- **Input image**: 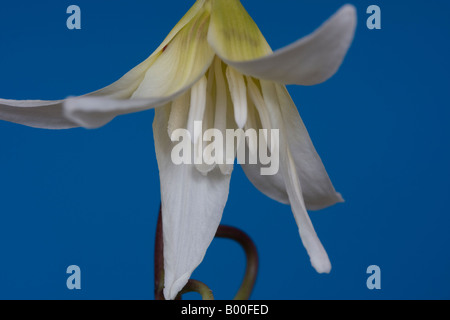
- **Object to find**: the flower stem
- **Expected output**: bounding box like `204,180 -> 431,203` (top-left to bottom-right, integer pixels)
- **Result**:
178,279 -> 215,300
154,205 -> 165,300
215,225 -> 259,300
154,205 -> 259,300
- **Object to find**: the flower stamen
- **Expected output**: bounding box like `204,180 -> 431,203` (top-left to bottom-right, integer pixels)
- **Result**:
187,75 -> 208,144
226,66 -> 248,129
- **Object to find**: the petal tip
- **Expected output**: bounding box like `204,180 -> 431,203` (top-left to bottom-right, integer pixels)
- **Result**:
341,4 -> 357,15
220,3 -> 358,86
163,273 -> 191,300
312,257 -> 332,274
339,4 -> 358,31
235,115 -> 247,129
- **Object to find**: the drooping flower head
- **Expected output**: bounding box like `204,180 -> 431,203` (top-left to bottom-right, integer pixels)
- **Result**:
0,0 -> 356,299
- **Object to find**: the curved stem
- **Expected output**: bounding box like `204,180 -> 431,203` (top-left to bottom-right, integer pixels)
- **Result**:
178,279 -> 215,300
154,204 -> 258,300
215,225 -> 259,300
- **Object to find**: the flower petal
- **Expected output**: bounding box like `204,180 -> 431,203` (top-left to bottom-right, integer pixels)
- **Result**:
0,0 -> 209,130
242,77 -> 342,210
64,6 -> 215,129
207,0 -> 272,62
153,107 -> 231,300
210,4 -> 357,85
213,58 -> 234,175
187,76 -> 208,143
241,78 -> 288,204
241,161 -> 289,204
260,80 -> 332,273
132,8 -> 214,100
226,66 -> 248,129
0,99 -> 77,129
0,35 -> 159,129
0,45 -> 159,129
168,92 -> 190,137
93,0 -> 208,97
284,147 -> 332,273
64,96 -> 173,129
275,84 -> 343,210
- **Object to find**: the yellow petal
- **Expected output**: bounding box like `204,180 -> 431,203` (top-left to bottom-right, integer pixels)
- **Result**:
64,2 -> 215,128
207,0 -> 272,62
92,0 -> 210,99
132,6 -> 214,99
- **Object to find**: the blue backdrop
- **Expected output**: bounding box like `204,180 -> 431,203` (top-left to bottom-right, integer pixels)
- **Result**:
0,0 -> 449,300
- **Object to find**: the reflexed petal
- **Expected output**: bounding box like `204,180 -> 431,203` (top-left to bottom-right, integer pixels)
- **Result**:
151,0 -> 209,59
241,159 -> 289,205
211,5 -> 357,85
0,32 -> 158,129
153,107 -> 231,300
64,7 -> 215,129
132,9 -> 214,99
243,78 -> 342,209
241,148 -> 289,204
0,47 -> 159,129
90,0 -> 207,99
64,96 -> 176,129
275,84 -> 343,210
260,80 -> 331,273
284,147 -> 332,273
0,99 -> 77,129
1,0 -> 211,130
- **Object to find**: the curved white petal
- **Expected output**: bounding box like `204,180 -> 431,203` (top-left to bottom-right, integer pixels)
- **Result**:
131,9 -> 214,100
0,0 -> 207,129
241,151 -> 289,205
0,46 -> 160,129
260,80 -> 331,273
241,79 -> 288,203
88,0 -> 207,99
64,6 -> 214,129
64,96 -> 173,129
226,66 -> 248,129
168,92 -> 190,137
242,77 -> 342,209
213,58 -> 234,175
153,107 -> 231,300
275,85 -> 343,210
211,5 -> 357,85
187,76 -> 208,143
284,147 -> 332,273
0,41 -> 158,129
0,99 -> 77,129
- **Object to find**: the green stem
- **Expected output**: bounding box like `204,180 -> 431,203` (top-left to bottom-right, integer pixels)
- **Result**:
178,279 -> 215,300
216,225 -> 259,300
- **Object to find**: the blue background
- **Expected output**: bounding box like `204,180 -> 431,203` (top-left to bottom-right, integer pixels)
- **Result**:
0,0 -> 449,300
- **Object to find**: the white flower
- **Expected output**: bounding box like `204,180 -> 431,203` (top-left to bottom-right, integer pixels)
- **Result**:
0,0 -> 356,299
